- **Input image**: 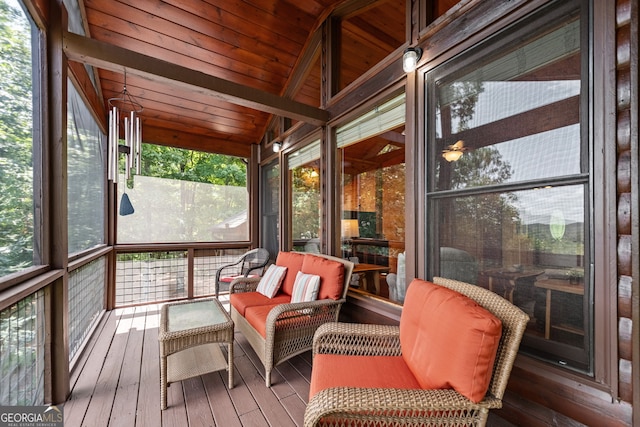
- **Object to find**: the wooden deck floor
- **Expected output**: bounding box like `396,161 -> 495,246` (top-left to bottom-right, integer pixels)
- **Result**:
64,297 -> 313,427
63,297 -> 515,427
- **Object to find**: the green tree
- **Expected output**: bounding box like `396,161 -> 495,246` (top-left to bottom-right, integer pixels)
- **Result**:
0,0 -> 34,276
292,166 -> 320,240
140,144 -> 246,186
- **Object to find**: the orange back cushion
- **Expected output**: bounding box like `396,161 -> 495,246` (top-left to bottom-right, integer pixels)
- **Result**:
400,279 -> 502,403
275,251 -> 306,295
301,255 -> 345,300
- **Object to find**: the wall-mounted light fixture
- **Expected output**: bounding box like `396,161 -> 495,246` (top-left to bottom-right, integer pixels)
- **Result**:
272,141 -> 282,152
442,140 -> 467,162
403,47 -> 423,72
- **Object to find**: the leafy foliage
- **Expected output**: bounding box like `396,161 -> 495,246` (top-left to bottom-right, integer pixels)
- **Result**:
292,166 -> 320,240
140,144 -> 247,186
0,1 -> 34,276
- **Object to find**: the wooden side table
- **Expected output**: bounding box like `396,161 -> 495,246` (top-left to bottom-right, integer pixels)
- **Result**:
159,298 -> 234,409
480,268 -> 543,302
534,278 -> 585,339
353,263 -> 390,294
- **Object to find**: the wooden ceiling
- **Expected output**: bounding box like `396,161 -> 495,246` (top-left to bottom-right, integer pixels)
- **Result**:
71,0 -> 407,158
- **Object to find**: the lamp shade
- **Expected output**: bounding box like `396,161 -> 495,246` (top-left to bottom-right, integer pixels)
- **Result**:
341,219 -> 360,238
442,140 -> 466,162
442,149 -> 464,162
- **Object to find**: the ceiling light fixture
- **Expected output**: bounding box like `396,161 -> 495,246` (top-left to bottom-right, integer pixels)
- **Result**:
403,47 -> 423,73
442,140 -> 467,162
108,69 -> 143,183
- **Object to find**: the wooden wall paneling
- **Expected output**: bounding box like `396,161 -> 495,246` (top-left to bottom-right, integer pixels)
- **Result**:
617,150 -> 632,193
504,364 -> 632,426
617,109 -> 631,151
618,317 -> 633,361
618,275 -> 633,318
617,192 -> 632,233
614,0 -> 635,409
620,0 -> 639,421
617,236 -> 633,278
618,358 -> 633,406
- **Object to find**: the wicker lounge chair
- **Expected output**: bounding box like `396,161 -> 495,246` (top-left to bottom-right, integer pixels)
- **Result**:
214,248 -> 270,297
304,276 -> 529,427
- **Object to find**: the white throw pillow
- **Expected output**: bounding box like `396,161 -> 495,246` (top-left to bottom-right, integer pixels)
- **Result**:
291,271 -> 321,303
256,265 -> 287,298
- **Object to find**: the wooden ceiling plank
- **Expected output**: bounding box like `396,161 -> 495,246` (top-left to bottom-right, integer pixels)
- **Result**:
122,0 -> 302,65
143,117 -> 255,145
200,0 -> 310,43
100,75 -> 265,126
143,125 -> 251,157
63,31 -> 329,126
100,71 -> 261,120
85,1 -> 295,80
86,14 -> 287,92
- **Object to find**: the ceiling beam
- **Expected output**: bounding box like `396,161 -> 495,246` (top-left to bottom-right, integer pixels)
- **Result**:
62,31 -> 330,127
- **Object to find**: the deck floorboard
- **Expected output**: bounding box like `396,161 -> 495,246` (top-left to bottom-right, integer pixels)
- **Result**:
64,301 -> 312,427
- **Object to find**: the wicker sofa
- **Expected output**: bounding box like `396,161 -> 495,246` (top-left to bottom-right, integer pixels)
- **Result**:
229,251 -> 354,387
304,277 -> 529,427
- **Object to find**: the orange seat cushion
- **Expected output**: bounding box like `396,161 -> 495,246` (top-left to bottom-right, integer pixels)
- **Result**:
244,303 -> 320,338
301,255 -> 345,300
229,291 -> 290,316
309,354 -> 421,400
244,304 -> 282,337
275,251 -> 306,296
400,279 -> 502,403
220,274 -> 258,283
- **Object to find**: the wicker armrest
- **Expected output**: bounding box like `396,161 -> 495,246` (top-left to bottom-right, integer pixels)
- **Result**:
312,322 -> 401,357
229,276 -> 261,293
304,386 -> 502,427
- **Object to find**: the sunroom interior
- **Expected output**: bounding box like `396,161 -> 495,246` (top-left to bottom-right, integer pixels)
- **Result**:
1,0 -> 637,426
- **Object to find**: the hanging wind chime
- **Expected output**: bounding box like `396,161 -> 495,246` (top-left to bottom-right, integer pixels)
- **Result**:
107,70 -> 143,215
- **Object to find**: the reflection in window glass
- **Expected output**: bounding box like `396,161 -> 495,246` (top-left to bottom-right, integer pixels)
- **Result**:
337,93 -> 406,302
261,159 -> 280,259
288,140 -> 320,252
0,0 -> 37,277
118,145 -> 248,243
68,81 -> 105,254
434,20 -> 582,189
427,9 -> 591,373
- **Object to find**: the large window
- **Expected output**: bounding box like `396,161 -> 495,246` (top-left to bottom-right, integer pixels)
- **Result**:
337,93 -> 406,301
0,0 -> 39,277
117,145 -> 248,243
426,1 -> 591,373
287,139 -> 321,252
